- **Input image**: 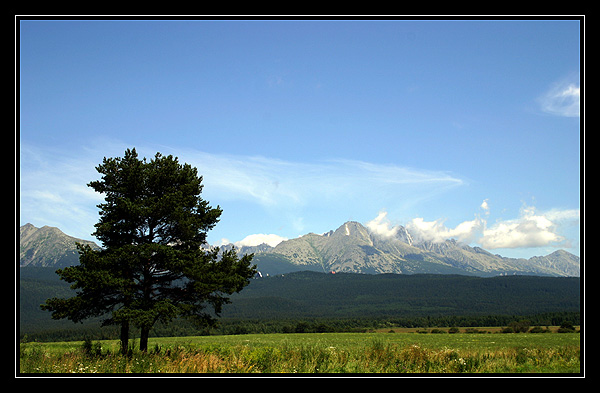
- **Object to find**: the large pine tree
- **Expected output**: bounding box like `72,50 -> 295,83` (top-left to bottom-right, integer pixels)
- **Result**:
42,148 -> 256,353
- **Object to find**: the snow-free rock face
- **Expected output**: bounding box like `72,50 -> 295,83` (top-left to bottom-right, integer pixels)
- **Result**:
19,224 -> 98,267
248,221 -> 580,277
522,250 -> 581,277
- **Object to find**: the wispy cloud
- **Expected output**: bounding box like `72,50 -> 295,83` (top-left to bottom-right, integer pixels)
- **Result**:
19,144 -> 105,240
19,141 -> 465,242
20,141 -> 579,254
538,74 -> 580,117
172,148 -> 465,213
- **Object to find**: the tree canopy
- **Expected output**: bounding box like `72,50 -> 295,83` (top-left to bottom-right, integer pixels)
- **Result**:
42,148 -> 256,352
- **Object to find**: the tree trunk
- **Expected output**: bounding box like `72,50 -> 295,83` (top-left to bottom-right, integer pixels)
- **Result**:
120,320 -> 130,355
140,327 -> 150,352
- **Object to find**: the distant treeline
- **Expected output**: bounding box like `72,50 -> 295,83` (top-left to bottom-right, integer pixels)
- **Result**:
213,311 -> 581,336
20,311 -> 580,343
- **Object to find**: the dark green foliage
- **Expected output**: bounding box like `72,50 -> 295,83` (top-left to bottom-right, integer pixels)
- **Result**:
41,148 -> 256,352
508,320 -> 531,333
81,337 -> 103,357
528,326 -> 551,333
25,266 -> 580,341
223,271 -> 580,319
558,321 -> 576,333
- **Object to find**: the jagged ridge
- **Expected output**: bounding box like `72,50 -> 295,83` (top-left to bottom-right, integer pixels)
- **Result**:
18,222 -> 580,277
239,221 -> 580,277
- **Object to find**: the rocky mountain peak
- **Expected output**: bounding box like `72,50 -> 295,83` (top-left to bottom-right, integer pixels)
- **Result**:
332,221 -> 371,241
19,224 -> 98,268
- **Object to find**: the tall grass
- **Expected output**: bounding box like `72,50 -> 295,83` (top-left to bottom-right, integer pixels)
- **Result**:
19,335 -> 580,374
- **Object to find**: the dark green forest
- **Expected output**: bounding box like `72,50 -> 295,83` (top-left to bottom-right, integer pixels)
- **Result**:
19,268 -> 580,342
223,271 -> 580,319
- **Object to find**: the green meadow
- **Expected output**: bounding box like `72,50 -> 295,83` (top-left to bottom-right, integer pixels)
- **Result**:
19,331 -> 581,374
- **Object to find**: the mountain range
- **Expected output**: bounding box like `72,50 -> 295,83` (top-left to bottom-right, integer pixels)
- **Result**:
220,221 -> 580,277
19,222 -> 580,277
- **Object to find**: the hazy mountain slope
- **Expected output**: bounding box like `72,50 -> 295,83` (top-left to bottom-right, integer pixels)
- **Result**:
521,250 -> 581,277
19,223 -> 99,268
270,232 -> 329,269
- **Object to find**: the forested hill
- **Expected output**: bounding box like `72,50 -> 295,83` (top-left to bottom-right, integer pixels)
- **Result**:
221,271 -> 580,320
20,268 -> 579,337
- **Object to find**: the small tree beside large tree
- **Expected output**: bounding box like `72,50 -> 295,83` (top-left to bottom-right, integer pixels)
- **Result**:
42,148 -> 256,353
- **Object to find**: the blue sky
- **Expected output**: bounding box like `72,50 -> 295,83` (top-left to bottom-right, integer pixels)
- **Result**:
19,19 -> 581,258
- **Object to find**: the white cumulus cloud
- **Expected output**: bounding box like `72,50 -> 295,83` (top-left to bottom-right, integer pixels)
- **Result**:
365,211 -> 400,238
368,200 -> 579,252
406,216 -> 484,244
480,205 -> 578,249
480,199 -> 490,214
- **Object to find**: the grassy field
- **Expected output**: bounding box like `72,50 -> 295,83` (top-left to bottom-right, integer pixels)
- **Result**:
19,331 -> 581,374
